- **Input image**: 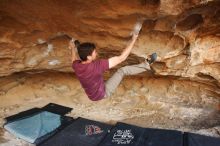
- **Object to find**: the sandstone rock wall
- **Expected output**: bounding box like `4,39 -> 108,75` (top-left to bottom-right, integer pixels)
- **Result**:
0,0 -> 219,84
0,1 -> 220,144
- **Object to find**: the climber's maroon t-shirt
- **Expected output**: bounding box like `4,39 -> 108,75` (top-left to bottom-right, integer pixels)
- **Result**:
72,59 -> 109,101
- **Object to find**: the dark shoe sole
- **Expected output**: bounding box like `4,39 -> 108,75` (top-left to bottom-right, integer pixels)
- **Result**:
148,53 -> 157,64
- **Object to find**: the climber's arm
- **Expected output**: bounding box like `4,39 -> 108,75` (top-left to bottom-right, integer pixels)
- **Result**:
108,34 -> 138,69
69,41 -> 79,62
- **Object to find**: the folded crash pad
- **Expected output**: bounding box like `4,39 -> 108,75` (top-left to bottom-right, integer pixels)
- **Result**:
4,108 -> 41,123
4,111 -> 62,144
4,103 -> 73,145
42,103 -> 73,115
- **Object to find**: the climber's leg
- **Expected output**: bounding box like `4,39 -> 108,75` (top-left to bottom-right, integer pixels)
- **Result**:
104,53 -> 157,98
104,61 -> 149,97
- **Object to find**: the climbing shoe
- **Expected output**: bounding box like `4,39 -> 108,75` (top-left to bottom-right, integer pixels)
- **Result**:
147,53 -> 157,64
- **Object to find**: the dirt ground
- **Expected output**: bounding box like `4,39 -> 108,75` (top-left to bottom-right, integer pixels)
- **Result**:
0,72 -> 220,145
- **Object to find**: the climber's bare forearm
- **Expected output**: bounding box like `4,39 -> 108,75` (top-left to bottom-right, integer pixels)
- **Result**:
108,34 -> 138,69
69,41 -> 79,62
71,47 -> 79,62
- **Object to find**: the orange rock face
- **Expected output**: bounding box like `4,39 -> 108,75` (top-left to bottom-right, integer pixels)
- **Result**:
0,0 -> 219,81
0,0 -> 220,144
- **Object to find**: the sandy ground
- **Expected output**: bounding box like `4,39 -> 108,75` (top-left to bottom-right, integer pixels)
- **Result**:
0,72 -> 220,145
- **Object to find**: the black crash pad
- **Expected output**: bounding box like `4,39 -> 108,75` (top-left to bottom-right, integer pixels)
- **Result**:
184,133 -> 220,146
4,108 -> 42,123
42,103 -> 73,115
142,128 -> 183,146
98,122 -> 145,146
39,117 -> 112,146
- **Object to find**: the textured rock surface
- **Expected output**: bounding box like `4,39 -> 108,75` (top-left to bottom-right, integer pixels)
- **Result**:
0,0 -> 220,145
0,72 -> 220,145
0,0 -> 219,80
